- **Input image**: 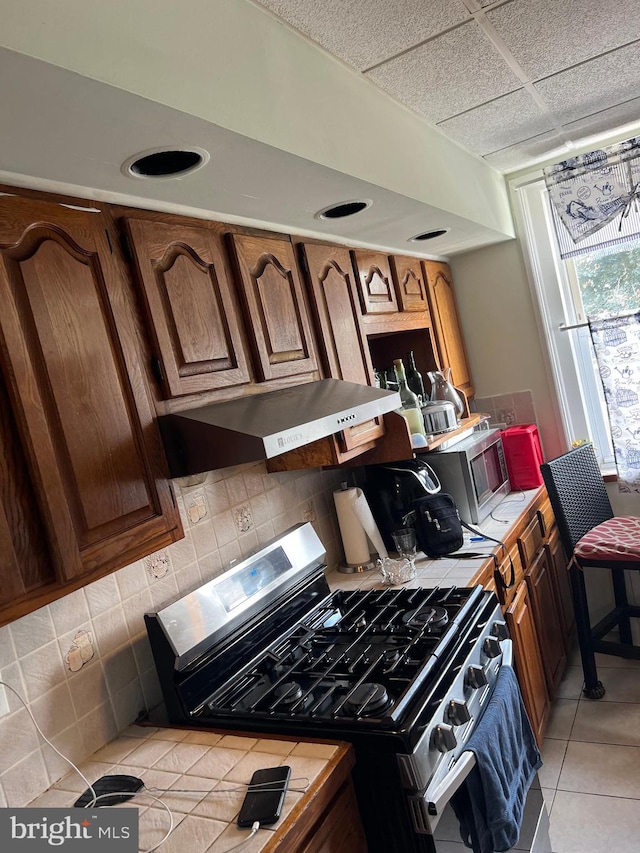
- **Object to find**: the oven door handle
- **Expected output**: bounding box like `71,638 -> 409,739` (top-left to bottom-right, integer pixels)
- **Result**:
423,640 -> 513,826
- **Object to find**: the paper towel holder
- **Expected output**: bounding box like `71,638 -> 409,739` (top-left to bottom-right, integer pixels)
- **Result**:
335,481 -> 378,573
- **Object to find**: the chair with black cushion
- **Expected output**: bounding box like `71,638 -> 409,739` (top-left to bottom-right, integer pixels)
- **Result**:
540,442 -> 640,699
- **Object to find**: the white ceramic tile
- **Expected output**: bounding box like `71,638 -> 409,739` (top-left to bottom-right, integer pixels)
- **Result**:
538,738 -> 568,789
28,787 -> 77,807
175,561 -> 203,593
148,573 -> 179,611
49,589 -> 91,636
238,530 -> 259,558
191,519 -> 220,559
197,550 -> 223,582
67,660 -> 108,718
279,755 -> 326,786
183,732 -> 223,747
84,574 -> 121,616
223,751 -> 285,785
30,680 -> 76,739
139,668 -> 163,712
255,521 -> 276,547
597,668 -> 640,703
159,773 -> 217,814
289,742 -> 338,759
152,743 -> 212,775
487,0 -> 640,80
205,480 -> 231,514
0,706 -> 41,773
19,640 -> 66,701
556,666 -> 584,700
558,740 -> 640,798
211,511 -> 236,548
92,604 -> 130,657
1,749 -> 50,807
242,465 -> 265,498
541,787 -> 556,811
124,738 -> 175,770
205,821 -> 272,853
184,489 -> 210,526
218,735 -> 258,752
58,623 -> 97,672
110,678 -> 146,731
149,728 -> 190,742
549,789 -> 640,853
159,812 -> 225,853
187,747 -> 245,781
253,739 -> 295,756
191,779 -> 244,823
116,561 -> 149,600
103,645 -> 139,695
545,699 -> 578,740
167,532 -> 198,571
217,541 -> 242,570
76,701 -> 119,757
571,699 -> 640,747
139,806 -> 187,852
54,760 -> 114,793
121,588 -> 154,639
9,608 -> 56,658
89,736 -> 140,765
0,660 -> 27,714
41,723 -> 90,786
0,624 -> 16,668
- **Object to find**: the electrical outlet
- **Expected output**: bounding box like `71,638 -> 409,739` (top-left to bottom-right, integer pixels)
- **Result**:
0,679 -> 9,718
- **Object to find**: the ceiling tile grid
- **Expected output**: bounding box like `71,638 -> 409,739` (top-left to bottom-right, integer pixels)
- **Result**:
255,0 -> 640,171
364,21 -> 522,124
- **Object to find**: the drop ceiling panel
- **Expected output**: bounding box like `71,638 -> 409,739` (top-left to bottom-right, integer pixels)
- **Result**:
564,98 -> 640,140
483,130 -> 568,172
534,44 -> 640,126
437,89 -> 555,155
365,21 -> 521,124
486,0 -> 640,80
256,0 -> 470,71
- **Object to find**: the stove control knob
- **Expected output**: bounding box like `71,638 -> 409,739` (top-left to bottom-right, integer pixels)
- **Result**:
491,620 -> 509,641
433,723 -> 458,753
483,636 -> 502,659
466,664 -> 489,690
446,699 -> 471,727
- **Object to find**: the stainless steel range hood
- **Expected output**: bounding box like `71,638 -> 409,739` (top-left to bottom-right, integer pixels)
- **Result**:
159,379 -> 401,476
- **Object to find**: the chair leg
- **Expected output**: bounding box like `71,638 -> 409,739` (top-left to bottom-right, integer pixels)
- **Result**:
612,567 -> 633,646
569,562 -> 605,699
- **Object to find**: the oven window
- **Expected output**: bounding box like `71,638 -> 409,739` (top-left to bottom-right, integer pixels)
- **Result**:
470,452 -> 490,503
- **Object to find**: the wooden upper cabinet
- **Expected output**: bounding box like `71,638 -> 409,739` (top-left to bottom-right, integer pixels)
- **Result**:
351,250 -> 398,315
299,242 -> 383,453
123,217 -> 250,398
0,196 -> 181,612
228,233 -> 318,382
389,255 -> 430,313
422,260 -> 474,397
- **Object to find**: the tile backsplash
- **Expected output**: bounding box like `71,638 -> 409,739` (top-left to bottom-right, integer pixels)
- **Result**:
471,389 -> 538,429
0,462 -> 344,807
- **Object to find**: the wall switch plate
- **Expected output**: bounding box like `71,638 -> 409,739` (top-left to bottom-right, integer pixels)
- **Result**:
0,681 -> 9,718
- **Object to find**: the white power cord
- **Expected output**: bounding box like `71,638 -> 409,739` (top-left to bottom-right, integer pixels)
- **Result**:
0,678 -> 306,852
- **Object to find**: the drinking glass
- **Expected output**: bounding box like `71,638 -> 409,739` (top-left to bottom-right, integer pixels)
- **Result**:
391,528 -> 417,563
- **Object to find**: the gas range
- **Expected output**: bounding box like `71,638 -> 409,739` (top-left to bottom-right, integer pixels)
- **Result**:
145,523 -> 516,852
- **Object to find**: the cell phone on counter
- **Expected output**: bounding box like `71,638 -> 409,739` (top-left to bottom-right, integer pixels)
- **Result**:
237,765 -> 291,827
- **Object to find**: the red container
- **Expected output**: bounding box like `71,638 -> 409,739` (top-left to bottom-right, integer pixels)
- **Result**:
501,425 -> 544,490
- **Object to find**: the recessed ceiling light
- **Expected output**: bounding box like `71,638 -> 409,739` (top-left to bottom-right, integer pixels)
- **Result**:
122,147 -> 209,179
315,199 -> 372,220
409,228 -> 450,242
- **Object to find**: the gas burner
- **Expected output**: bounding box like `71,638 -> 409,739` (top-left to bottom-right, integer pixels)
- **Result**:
344,682 -> 390,716
402,604 -> 449,630
382,648 -> 402,665
273,681 -> 304,705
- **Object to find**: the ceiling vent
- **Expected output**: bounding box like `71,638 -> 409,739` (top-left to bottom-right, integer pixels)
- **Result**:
315,199 -> 372,220
123,147 -> 209,179
409,228 -> 450,242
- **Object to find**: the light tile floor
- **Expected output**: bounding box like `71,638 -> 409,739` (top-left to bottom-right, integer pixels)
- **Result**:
542,647 -> 640,853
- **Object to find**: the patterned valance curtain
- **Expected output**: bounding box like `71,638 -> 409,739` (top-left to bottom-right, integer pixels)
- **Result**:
589,311 -> 640,493
544,137 -> 640,259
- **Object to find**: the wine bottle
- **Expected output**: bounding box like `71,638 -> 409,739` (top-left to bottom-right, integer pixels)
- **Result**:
406,351 -> 426,404
393,359 -> 426,438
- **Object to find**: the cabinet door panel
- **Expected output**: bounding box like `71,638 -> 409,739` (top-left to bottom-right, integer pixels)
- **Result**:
423,260 -> 474,396
0,197 -> 180,583
506,581 -> 549,746
390,255 -> 430,312
352,250 -> 398,315
301,243 -> 383,453
124,218 -> 250,397
229,234 -> 318,381
526,549 -> 567,695
546,526 -> 574,641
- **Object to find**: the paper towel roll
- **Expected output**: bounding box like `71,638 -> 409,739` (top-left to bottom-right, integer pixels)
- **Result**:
333,487 -> 388,565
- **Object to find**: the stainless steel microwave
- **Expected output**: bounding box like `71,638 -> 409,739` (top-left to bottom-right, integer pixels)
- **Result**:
419,428 -> 510,523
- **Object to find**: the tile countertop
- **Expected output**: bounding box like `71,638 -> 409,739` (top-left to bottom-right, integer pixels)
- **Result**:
27,725 -> 351,853
326,489 -> 542,592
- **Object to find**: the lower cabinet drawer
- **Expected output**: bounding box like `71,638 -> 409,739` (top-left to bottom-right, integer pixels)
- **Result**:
518,514 -> 544,570
495,543 -> 524,608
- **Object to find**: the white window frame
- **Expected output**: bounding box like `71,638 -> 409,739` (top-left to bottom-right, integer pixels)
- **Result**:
509,173 -> 615,468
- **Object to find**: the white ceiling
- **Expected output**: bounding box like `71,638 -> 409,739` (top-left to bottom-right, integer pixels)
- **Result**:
255,0 -> 640,172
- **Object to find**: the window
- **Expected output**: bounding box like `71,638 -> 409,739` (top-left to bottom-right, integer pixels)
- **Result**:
512,178 -> 640,469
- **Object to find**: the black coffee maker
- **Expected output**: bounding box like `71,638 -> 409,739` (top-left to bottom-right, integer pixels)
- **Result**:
362,459 -> 441,551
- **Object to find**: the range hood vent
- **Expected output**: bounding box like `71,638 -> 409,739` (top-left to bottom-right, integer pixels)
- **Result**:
160,379 -> 401,476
